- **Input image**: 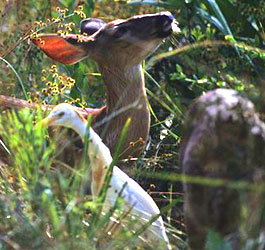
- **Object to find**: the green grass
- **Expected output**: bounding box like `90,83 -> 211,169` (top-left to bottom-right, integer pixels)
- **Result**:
0,108 -> 185,249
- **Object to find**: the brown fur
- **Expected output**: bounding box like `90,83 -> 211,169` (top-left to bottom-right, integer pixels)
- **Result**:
91,166 -> 104,197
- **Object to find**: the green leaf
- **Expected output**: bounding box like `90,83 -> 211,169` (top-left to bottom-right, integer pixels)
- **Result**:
196,7 -> 226,34
205,0 -> 233,36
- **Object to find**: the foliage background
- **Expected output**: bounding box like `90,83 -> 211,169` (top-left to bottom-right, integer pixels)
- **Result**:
1,0 -> 265,249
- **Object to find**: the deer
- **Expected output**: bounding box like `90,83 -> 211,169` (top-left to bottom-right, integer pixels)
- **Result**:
180,88 -> 265,249
0,12 -> 179,167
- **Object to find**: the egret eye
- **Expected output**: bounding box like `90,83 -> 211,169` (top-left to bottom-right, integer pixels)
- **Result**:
113,26 -> 129,39
58,111 -> 65,117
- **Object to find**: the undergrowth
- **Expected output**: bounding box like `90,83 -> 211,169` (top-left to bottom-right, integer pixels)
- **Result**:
0,108 -> 184,249
1,0 -> 265,249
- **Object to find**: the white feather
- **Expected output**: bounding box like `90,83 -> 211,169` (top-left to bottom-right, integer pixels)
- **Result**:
42,103 -> 171,248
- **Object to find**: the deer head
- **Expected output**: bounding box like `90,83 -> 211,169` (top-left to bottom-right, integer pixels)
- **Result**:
32,12 -> 178,67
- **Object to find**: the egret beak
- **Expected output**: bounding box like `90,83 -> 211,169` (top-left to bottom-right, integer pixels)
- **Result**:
41,116 -> 56,127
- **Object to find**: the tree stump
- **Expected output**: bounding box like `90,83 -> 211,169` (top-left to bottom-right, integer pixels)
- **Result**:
181,89 -> 265,249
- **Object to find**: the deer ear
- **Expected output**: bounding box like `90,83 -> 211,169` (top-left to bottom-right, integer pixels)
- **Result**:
32,34 -> 88,65
81,18 -> 105,35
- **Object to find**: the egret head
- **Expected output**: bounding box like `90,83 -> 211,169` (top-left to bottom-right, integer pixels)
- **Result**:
41,103 -> 86,129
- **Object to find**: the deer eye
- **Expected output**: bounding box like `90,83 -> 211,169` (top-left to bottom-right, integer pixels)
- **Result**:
113,26 -> 129,39
58,111 -> 65,117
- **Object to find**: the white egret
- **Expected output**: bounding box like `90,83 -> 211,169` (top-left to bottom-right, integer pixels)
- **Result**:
41,103 -> 171,249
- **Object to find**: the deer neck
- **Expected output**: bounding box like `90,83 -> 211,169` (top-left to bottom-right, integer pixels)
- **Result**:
97,62 -> 150,157
98,63 -> 148,114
